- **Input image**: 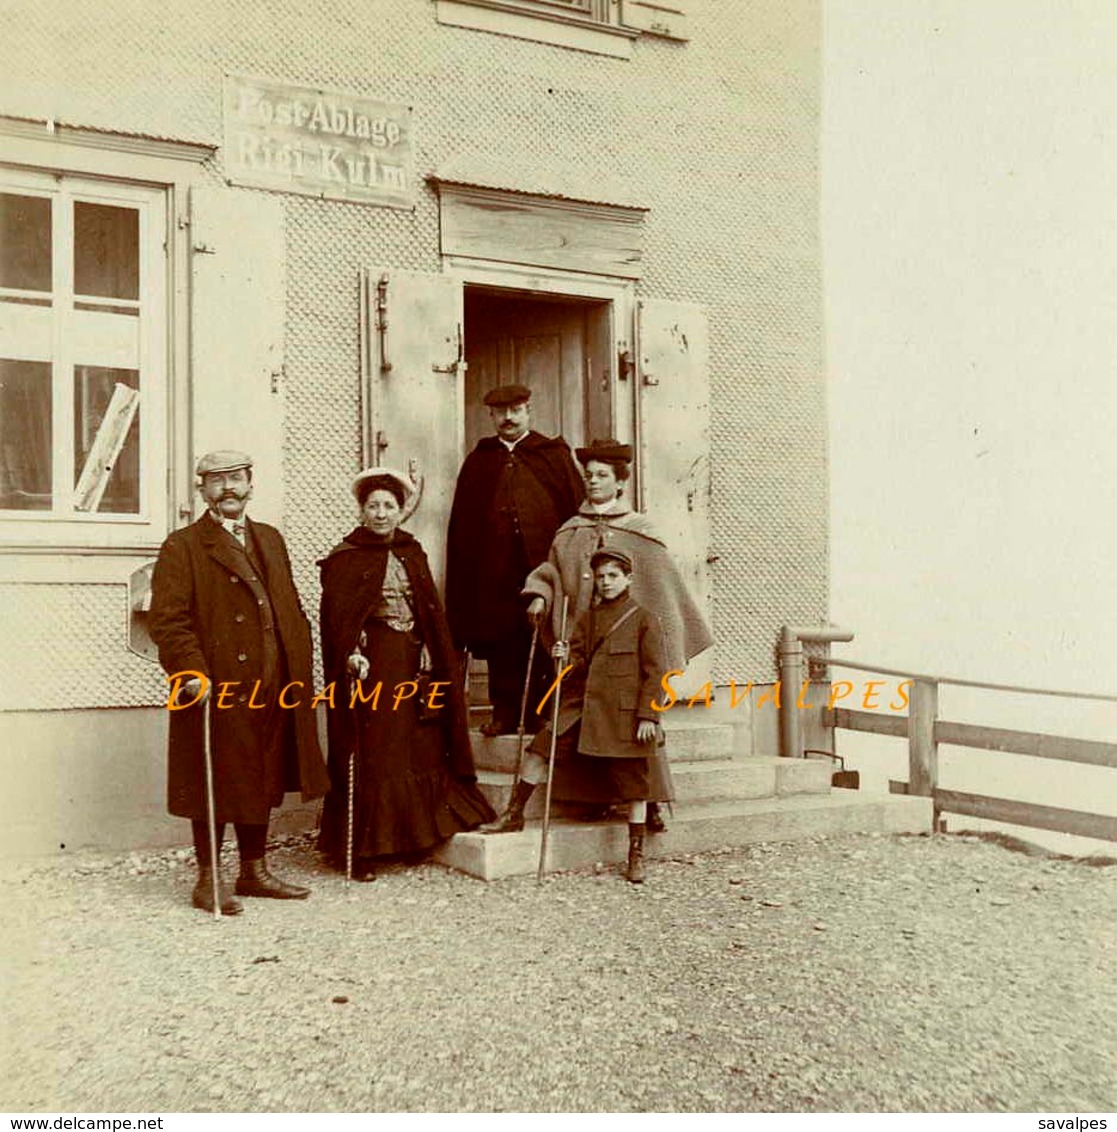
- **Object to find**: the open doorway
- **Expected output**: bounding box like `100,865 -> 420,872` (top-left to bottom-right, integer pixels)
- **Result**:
461,285 -> 615,722
463,286 -> 613,453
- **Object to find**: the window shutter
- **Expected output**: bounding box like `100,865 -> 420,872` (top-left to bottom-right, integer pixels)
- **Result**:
637,296 -> 712,684
189,185 -> 286,525
619,0 -> 687,41
363,270 -> 464,588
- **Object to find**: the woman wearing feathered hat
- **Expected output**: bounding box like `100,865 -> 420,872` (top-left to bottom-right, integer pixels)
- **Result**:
317,467 -> 494,880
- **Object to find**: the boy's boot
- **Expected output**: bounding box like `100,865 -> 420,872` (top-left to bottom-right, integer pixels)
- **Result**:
646,802 -> 667,834
626,822 -> 647,884
479,779 -> 537,833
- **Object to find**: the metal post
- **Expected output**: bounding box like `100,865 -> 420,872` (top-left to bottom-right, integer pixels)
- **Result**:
778,625 -> 855,758
777,627 -> 803,759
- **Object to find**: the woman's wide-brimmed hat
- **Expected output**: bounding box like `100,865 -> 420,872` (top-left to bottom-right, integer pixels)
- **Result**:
575,438 -> 633,466
351,466 -> 415,506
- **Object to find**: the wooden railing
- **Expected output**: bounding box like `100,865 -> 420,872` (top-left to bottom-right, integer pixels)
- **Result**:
823,659 -> 1117,843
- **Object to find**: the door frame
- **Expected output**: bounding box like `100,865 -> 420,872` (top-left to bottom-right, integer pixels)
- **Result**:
442,254 -> 638,459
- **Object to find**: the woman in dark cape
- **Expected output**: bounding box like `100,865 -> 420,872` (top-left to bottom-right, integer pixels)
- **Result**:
318,468 -> 494,879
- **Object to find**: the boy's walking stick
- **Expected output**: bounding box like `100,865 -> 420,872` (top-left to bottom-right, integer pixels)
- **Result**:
537,596 -> 568,886
201,696 -> 221,920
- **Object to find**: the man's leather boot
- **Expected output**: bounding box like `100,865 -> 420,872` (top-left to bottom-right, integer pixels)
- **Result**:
626,822 -> 647,884
479,779 -> 537,833
192,866 -> 243,915
235,858 -> 310,899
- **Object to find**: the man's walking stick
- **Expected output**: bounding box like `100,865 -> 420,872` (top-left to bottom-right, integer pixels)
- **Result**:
514,621 -> 540,783
537,596 -> 568,886
201,695 -> 221,920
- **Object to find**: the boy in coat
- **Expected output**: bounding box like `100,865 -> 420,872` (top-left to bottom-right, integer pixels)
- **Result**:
480,547 -> 668,883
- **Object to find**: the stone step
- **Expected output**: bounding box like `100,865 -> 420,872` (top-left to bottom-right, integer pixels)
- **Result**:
432,793 -> 934,881
470,719 -> 735,773
475,757 -> 832,817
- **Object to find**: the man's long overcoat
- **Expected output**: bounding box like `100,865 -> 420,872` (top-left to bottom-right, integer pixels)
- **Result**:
149,514 -> 329,822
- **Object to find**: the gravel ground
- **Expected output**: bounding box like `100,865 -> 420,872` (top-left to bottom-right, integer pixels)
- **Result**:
1,830 -> 1114,1113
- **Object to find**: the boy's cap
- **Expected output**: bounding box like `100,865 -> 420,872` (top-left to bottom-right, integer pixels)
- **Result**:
590,547 -> 633,573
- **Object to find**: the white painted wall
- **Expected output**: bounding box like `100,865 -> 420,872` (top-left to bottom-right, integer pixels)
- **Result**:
823,1 -> 1117,850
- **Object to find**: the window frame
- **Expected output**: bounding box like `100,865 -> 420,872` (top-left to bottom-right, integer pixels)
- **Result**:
1,165 -> 166,537
435,0 -> 639,58
0,117 -> 212,579
434,0 -> 686,55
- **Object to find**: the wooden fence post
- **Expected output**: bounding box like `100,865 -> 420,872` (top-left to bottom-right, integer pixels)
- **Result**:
909,678 -> 939,797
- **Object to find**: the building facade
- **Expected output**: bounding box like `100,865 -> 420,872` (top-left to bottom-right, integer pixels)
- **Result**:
0,0 -> 826,852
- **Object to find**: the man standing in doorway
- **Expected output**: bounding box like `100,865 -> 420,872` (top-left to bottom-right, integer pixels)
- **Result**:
446,386 -> 584,735
149,450 -> 330,914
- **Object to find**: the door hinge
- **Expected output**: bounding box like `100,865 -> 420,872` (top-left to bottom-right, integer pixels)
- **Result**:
376,273 -> 392,374
432,322 -> 466,375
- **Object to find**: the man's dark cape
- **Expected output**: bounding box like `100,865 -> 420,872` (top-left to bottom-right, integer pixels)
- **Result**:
445,431 -> 584,649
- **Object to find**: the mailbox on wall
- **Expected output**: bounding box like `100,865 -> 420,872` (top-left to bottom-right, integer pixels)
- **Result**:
127,560 -> 158,664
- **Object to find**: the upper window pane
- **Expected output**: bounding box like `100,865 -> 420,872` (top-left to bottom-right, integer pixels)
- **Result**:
0,193 -> 52,293
73,202 -> 139,301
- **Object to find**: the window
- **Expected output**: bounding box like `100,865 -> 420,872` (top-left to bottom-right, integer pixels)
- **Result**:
435,0 -> 686,58
0,165 -> 168,546
512,0 -> 612,21
439,0 -> 688,58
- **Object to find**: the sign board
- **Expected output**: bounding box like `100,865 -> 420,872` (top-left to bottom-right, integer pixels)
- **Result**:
223,74 -> 414,209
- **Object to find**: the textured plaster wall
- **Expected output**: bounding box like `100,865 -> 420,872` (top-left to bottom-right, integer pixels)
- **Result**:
1,0 -> 824,710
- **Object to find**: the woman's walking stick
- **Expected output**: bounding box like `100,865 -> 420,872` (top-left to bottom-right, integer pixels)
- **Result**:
514,621 -> 540,783
537,597 -> 569,885
201,696 -> 221,920
346,675 -> 357,886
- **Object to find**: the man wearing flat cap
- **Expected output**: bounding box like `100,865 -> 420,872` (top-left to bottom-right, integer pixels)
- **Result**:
446,385 -> 585,734
149,450 -> 330,915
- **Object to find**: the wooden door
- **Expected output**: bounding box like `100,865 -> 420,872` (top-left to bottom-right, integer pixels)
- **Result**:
463,292 -> 595,452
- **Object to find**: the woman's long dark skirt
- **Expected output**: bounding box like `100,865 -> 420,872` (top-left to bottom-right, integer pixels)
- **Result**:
319,620 -> 491,862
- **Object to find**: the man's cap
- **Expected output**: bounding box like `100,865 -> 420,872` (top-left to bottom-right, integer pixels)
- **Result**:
590,547 -> 634,573
351,466 -> 414,505
195,450 -> 253,479
575,439 -> 633,466
483,384 -> 532,408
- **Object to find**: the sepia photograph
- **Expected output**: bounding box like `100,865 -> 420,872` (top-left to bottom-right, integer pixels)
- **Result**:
0,0 -> 1114,1117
